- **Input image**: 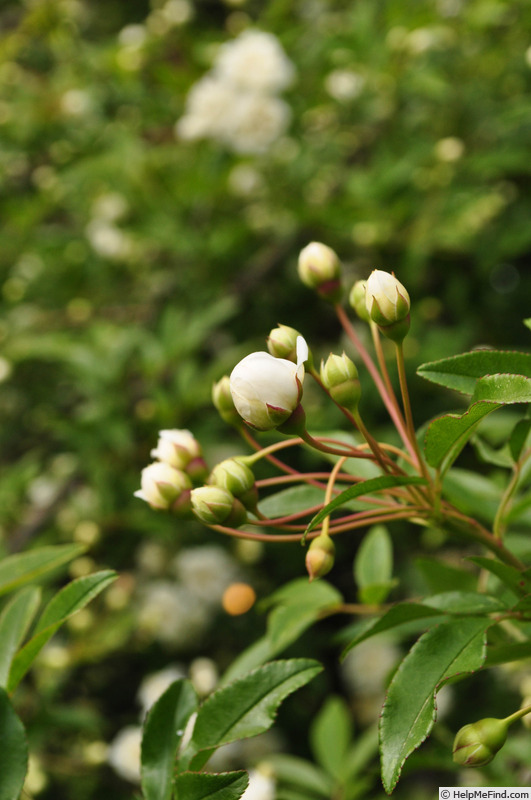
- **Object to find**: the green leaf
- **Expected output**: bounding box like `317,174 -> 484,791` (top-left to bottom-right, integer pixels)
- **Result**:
342,603 -> 445,659
305,476 -> 426,533
524,319 -> 531,332
8,570 -> 116,692
379,617 -> 490,793
484,641 -> 531,667
472,373 -> 531,404
424,402 -> 501,472
183,659 -> 323,771
354,526 -> 395,604
424,591 -> 506,614
467,556 -> 531,598
310,696 -> 352,779
0,587 -> 41,688
415,557 -> 477,594
265,579 -> 343,654
266,753 -> 333,797
417,350 -> 531,395
174,771 -> 249,800
509,418 -> 531,462
0,544 -> 85,597
0,687 -> 28,800
141,679 -> 198,800
258,486 -> 326,518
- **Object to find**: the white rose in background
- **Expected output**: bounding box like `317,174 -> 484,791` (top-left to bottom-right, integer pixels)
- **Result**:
365,269 -> 410,325
230,337 -> 308,430
176,28 -> 295,154
215,30 -> 294,93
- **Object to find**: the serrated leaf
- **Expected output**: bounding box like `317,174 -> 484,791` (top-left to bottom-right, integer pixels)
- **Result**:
258,486 -> 325,518
341,602 -> 445,658
8,570 -> 116,692
472,373 -> 531,404
379,618 -> 490,793
141,679 -> 198,800
183,659 -> 323,771
305,476 -> 426,533
424,591 -> 506,614
0,587 -> 41,688
424,402 -> 501,472
310,696 -> 352,779
0,544 -> 85,597
417,350 -> 531,395
0,687 -> 28,800
174,771 -> 249,800
355,526 -> 394,604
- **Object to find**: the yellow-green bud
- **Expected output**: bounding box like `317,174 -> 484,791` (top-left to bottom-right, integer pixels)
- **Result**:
209,457 -> 258,512
452,717 -> 509,767
305,533 -> 335,582
134,463 -> 192,512
191,485 -> 247,528
297,242 -> 342,303
348,280 -> 370,322
267,324 -> 301,362
365,269 -> 410,342
320,352 -> 361,411
212,376 -> 242,427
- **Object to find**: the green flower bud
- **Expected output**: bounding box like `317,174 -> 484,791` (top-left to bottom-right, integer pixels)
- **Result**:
297,242 -> 342,303
150,429 -> 207,480
191,485 -> 247,528
320,352 -> 361,411
209,457 -> 258,512
305,533 -> 335,582
348,280 -> 370,322
365,269 -> 410,342
452,717 -> 509,767
212,376 -> 242,427
134,463 -> 192,512
267,324 -> 301,362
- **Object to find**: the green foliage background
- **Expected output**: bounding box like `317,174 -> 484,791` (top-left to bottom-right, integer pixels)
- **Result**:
1,0 -> 531,797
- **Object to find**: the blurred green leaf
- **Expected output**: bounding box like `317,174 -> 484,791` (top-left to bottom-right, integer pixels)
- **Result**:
354,525 -> 396,605
0,544 -> 85,597
8,570 -> 116,691
310,695 -> 352,779
0,687 -> 28,800
267,753 -> 333,797
0,587 -> 41,688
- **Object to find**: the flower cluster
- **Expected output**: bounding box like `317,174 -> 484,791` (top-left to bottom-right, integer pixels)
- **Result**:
176,29 -> 295,154
136,242 -> 419,582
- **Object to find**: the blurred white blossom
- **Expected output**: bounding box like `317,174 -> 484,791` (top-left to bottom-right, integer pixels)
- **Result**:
173,545 -> 240,606
189,656 -> 219,696
325,69 -> 365,102
176,29 -> 294,154
215,30 -> 294,93
107,726 -> 141,783
241,766 -> 276,800
137,664 -> 186,715
137,581 -> 211,646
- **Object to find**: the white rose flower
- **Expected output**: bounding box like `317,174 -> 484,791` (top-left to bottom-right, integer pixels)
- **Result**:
150,428 -> 201,469
230,337 -> 308,430
107,726 -> 141,783
215,30 -> 294,93
226,92 -> 291,155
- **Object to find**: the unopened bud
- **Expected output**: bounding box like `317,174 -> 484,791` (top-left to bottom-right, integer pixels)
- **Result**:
191,485 -> 247,528
348,280 -> 370,322
212,376 -> 242,427
209,457 -> 258,512
453,717 -> 508,767
320,352 -> 361,411
297,242 -> 342,303
134,463 -> 192,512
365,269 -> 410,342
267,324 -> 301,362
305,533 -> 335,581
151,429 -> 208,482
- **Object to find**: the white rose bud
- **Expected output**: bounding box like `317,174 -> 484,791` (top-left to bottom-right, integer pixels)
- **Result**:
134,463 -> 191,511
229,336 -> 308,431
365,269 -> 410,342
297,242 -> 342,303
150,429 -> 207,482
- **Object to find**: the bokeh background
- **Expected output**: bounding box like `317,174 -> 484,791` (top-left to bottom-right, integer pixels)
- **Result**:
1,0 -> 531,797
